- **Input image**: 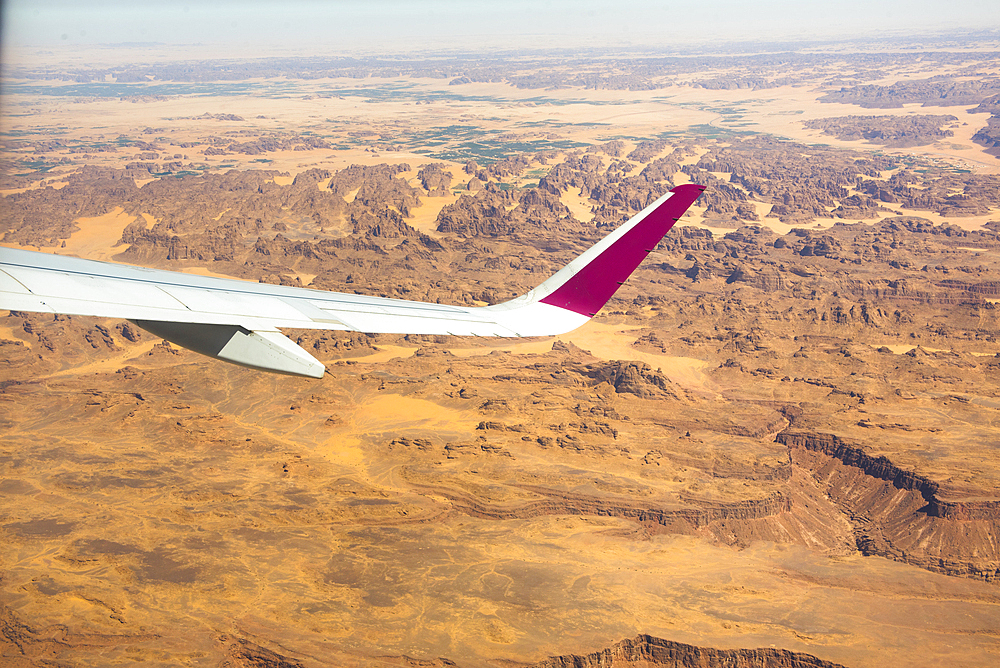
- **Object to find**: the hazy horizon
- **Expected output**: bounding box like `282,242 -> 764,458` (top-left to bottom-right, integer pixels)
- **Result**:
4,0 -> 1000,61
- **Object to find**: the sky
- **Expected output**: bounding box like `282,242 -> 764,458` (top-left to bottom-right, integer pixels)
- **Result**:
3,0 -> 1000,57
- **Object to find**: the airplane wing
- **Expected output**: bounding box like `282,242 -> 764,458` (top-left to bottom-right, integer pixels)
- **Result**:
0,183 -> 705,378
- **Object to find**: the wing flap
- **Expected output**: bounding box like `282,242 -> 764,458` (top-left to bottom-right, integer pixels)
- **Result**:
131,320 -> 325,378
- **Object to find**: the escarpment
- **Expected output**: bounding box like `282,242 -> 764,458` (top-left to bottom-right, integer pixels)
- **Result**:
421,485 -> 792,535
778,432 -> 1000,580
530,634 -> 848,668
777,432 -> 939,497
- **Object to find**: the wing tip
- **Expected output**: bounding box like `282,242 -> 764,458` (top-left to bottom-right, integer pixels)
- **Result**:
535,184 -> 706,318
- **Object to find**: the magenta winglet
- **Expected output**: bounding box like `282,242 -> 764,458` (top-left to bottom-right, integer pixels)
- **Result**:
540,184 -> 705,316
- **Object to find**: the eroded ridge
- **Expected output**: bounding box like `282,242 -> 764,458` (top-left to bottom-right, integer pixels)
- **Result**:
530,635 -> 848,668
779,432 -> 1000,580
415,483 -> 792,535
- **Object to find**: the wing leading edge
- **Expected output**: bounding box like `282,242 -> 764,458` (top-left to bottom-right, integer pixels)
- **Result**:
0,183 -> 705,378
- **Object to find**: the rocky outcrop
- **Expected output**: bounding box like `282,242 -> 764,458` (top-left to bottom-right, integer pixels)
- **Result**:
435,186 -> 575,237
803,114 -> 958,147
778,432 -> 1000,580
506,187 -> 576,229
435,193 -> 515,237
218,132 -> 331,155
350,207 -> 420,238
693,76 -> 799,91
487,154 -> 531,179
627,140 -> 670,163
216,633 -> 305,668
0,603 -> 158,663
818,77 -> 1000,108
972,115 -> 1000,152
582,361 -> 682,399
587,139 -> 626,157
427,485 -> 791,536
328,163 -> 421,216
417,163 -> 452,196
530,634 -> 847,668
657,227 -> 717,253
694,137 -> 893,223
777,432 -> 938,496
831,194 -> 890,219
0,166 -> 140,246
936,280 -> 1000,297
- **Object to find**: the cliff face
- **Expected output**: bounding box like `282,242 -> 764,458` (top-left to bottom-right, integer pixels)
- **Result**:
778,432 -> 1000,580
530,635 -> 847,668
216,634 -> 305,668
424,486 -> 792,536
435,186 -> 577,237
777,432 -> 938,497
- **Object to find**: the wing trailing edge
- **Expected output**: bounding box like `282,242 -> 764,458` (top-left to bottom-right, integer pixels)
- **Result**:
0,184 -> 704,377
132,320 -> 326,378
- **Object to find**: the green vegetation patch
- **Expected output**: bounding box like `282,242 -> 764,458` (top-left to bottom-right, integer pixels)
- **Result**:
339,121 -> 588,163
660,124 -> 760,139
14,159 -> 60,175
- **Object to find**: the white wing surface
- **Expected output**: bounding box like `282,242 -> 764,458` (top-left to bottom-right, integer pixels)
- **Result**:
1,184 -> 705,378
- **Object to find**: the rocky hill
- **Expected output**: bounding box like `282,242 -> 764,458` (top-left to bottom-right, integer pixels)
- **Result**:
802,114 -> 958,147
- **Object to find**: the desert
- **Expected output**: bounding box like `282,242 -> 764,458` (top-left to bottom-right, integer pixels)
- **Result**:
2,34 -> 1000,668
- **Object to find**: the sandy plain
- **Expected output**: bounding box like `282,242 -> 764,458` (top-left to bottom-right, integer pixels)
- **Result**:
3,42 -> 1000,668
